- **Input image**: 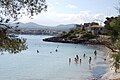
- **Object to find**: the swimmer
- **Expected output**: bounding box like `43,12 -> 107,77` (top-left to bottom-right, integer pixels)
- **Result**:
37,50 -> 39,53
55,49 -> 58,52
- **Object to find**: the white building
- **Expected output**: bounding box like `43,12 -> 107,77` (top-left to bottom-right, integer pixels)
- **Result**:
87,25 -> 104,35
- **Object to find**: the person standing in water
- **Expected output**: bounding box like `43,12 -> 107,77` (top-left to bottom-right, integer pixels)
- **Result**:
89,57 -> 92,64
76,55 -> 79,60
69,58 -> 71,63
83,54 -> 86,58
68,58 -> 71,65
94,50 -> 97,56
80,59 -> 81,63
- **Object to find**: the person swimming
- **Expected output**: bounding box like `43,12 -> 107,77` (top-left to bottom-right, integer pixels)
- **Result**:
55,49 -> 58,52
37,50 -> 39,53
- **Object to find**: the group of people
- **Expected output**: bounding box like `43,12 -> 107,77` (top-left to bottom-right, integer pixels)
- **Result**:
74,55 -> 81,63
69,50 -> 97,65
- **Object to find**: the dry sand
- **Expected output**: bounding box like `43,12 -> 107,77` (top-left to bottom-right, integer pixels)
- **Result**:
101,46 -> 120,80
101,68 -> 120,80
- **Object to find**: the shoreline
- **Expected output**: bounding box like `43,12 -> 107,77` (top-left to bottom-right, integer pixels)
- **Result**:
100,46 -> 120,80
42,36 -> 106,45
87,44 -> 110,80
78,44 -> 120,80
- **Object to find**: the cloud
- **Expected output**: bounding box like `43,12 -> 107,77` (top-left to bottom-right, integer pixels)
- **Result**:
92,14 -> 105,20
18,10 -> 106,26
66,4 -> 78,9
17,0 -> 117,26
55,2 -> 59,5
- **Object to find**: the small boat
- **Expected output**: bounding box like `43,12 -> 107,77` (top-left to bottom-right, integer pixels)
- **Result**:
8,34 -> 18,38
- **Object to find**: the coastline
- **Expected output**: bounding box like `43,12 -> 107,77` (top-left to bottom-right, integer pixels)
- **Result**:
79,44 -> 120,80
101,46 -> 120,80
42,36 -> 105,45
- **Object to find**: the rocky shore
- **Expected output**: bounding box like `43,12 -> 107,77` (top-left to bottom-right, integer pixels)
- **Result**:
43,36 -> 105,45
43,37 -> 85,43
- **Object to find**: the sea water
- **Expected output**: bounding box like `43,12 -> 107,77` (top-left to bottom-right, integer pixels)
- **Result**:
0,35 -> 108,80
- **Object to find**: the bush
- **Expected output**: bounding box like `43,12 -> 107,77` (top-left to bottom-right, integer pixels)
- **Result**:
111,52 -> 120,73
81,32 -> 95,40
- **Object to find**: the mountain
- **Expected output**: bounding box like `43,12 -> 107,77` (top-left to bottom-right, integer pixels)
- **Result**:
11,22 -> 47,29
11,22 -> 76,31
54,24 -> 76,31
23,22 -> 42,28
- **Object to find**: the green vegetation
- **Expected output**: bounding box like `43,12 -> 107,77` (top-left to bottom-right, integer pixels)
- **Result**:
104,16 -> 120,43
102,1 -> 120,72
0,28 -> 28,54
61,27 -> 95,40
0,0 -> 47,54
104,16 -> 120,73
111,52 -> 120,73
81,32 -> 95,40
0,0 -> 47,20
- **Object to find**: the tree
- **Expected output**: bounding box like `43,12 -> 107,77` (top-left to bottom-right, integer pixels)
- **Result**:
111,52 -> 120,73
104,1 -> 120,72
104,16 -> 120,73
0,27 -> 28,54
104,16 -> 120,43
0,0 -> 47,53
115,0 -> 120,15
0,0 -> 47,21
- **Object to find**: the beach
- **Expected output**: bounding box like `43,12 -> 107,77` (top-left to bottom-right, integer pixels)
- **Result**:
101,69 -> 120,80
101,46 -> 120,80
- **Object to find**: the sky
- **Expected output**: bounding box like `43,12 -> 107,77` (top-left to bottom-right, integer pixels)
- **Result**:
18,0 -> 119,26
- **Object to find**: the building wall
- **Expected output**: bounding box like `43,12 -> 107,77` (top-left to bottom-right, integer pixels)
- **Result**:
90,27 -> 104,35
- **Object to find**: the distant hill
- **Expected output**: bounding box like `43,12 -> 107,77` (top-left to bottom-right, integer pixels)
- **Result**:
11,22 -> 47,29
54,24 -> 76,31
11,22 -> 76,31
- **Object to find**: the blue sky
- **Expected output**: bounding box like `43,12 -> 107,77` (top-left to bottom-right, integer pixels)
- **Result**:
19,0 -> 119,26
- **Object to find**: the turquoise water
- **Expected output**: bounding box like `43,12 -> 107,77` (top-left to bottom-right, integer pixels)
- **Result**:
0,35 -> 108,80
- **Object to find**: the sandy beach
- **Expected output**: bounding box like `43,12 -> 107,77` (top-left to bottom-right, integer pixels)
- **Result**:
101,46 -> 120,80
101,68 -> 120,80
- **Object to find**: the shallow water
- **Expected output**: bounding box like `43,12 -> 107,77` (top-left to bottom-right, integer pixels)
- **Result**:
0,35 -> 108,80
